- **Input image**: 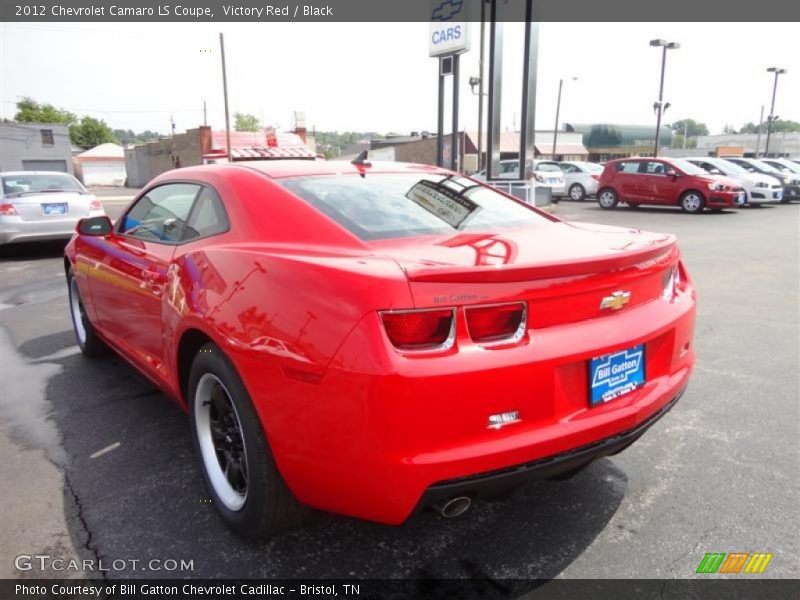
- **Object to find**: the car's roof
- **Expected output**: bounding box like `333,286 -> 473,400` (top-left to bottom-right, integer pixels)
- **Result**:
1,171 -> 77,176
231,159 -> 449,179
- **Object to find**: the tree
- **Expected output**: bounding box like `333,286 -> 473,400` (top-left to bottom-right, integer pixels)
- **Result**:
740,119 -> 800,134
14,97 -> 76,125
70,116 -> 118,148
670,119 -> 709,138
112,129 -> 162,145
234,112 -> 260,132
672,134 -> 697,149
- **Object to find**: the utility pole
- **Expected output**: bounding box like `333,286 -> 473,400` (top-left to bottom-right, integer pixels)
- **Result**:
203,100 -> 207,126
683,121 -> 688,149
170,114 -> 176,136
220,32 -> 232,163
477,0 -> 485,171
649,39 -> 679,158
551,77 -> 576,159
755,105 -> 764,157
764,67 -> 787,158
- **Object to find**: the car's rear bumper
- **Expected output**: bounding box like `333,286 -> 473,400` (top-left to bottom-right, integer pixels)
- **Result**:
415,385 -> 685,510
0,214 -> 97,244
236,284 -> 696,525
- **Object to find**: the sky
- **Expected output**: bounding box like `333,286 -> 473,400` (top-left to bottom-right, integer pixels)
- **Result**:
1,22 -> 798,138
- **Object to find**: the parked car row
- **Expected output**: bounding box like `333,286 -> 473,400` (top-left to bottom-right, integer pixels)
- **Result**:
470,155 -> 799,214
596,156 -> 800,213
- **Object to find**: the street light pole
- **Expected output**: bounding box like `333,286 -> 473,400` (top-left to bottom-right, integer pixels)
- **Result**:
764,67 -> 787,158
650,39 -> 679,158
219,32 -> 232,163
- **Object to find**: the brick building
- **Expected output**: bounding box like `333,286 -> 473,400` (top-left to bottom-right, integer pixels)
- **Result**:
124,127 -> 315,187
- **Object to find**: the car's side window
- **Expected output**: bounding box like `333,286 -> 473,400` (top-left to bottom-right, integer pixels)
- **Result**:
644,161 -> 667,175
182,186 -> 230,241
120,183 -> 201,243
617,161 -> 642,174
561,164 -> 579,173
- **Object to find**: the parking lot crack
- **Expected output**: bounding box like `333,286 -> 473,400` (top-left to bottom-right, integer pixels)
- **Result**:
63,471 -> 108,581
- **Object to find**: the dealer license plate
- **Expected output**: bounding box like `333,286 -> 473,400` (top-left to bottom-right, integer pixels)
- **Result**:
589,344 -> 645,406
42,202 -> 68,215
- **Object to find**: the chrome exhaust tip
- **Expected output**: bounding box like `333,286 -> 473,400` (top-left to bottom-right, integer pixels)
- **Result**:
434,496 -> 472,518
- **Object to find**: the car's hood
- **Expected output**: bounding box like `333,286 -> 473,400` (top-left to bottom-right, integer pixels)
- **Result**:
370,221 -> 676,283
705,174 -> 742,188
742,172 -> 780,187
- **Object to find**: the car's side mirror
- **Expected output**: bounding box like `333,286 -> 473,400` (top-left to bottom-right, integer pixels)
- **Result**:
666,169 -> 678,177
77,215 -> 113,236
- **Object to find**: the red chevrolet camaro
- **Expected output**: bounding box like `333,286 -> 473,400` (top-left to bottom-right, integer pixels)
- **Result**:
65,160 -> 696,538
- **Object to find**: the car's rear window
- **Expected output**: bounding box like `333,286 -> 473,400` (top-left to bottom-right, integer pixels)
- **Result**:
280,173 -> 546,241
2,173 -> 84,196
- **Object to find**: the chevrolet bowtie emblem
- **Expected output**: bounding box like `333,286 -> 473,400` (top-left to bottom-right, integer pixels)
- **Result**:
600,290 -> 631,310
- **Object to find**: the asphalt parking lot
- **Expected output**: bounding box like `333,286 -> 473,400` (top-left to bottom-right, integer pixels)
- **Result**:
0,197 -> 798,583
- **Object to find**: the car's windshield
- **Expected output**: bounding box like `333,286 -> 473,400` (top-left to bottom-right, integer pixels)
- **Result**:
710,159 -> 747,175
672,160 -> 707,176
280,173 -> 547,241
535,162 -> 562,172
774,160 -> 800,174
2,173 -> 84,196
750,160 -> 782,174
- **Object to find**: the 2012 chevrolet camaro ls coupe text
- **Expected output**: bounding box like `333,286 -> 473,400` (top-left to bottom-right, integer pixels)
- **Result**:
65,160 -> 696,538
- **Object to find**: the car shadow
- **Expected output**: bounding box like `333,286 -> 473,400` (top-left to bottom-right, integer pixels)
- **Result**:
579,205 -> 739,215
0,240 -> 68,261
16,333 -> 628,586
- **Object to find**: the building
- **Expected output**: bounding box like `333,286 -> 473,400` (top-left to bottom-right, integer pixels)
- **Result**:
694,132 -> 800,158
124,126 -> 315,188
358,130 -> 588,173
74,143 -> 126,186
0,122 -> 74,174
565,123 -> 674,162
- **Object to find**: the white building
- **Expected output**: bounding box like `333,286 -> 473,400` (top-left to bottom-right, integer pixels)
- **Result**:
75,143 -> 126,186
695,132 -> 800,158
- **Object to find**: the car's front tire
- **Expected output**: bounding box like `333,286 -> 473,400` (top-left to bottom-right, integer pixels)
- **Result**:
680,190 -> 705,213
67,267 -> 106,357
569,183 -> 586,201
188,342 -> 309,539
597,188 -> 618,209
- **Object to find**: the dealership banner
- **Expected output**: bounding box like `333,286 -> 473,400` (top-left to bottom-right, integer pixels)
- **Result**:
2,0 -> 799,22
2,578 -> 798,599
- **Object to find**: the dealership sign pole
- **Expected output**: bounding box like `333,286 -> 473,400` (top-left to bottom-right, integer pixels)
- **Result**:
430,0 -> 470,170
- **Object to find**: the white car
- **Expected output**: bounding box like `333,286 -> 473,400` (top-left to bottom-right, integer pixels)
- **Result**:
685,157 -> 783,205
472,159 -> 566,198
558,161 -> 603,201
0,171 -> 105,244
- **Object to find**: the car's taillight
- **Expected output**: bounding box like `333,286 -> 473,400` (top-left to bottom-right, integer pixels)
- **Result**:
591,174 -> 600,181
89,199 -> 103,211
0,203 -> 18,216
662,264 -> 680,301
465,302 -> 527,344
380,309 -> 455,351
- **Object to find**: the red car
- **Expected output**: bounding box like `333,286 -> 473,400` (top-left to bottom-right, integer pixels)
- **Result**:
65,160 -> 696,538
597,157 -> 746,213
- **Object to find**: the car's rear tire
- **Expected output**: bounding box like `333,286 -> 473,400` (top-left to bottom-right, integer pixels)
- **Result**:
569,183 -> 586,202
188,342 -> 310,539
67,267 -> 106,357
597,188 -> 618,209
680,190 -> 705,213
